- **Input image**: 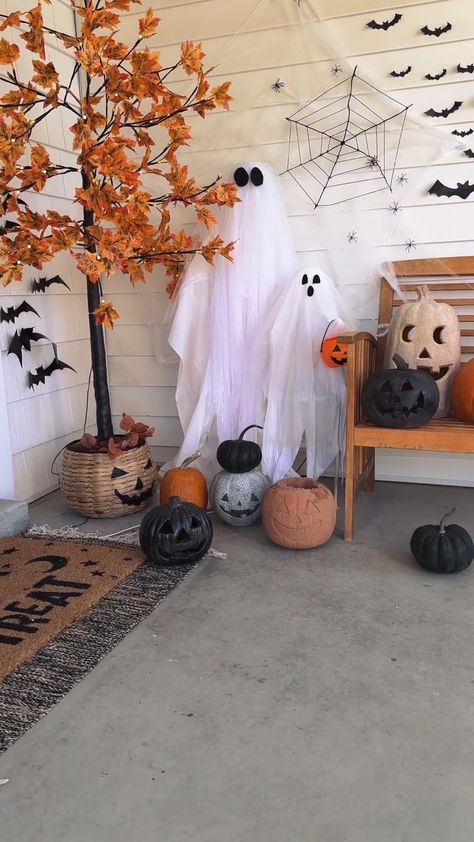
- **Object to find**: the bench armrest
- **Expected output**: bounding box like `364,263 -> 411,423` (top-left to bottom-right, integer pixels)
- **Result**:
342,331 -> 377,428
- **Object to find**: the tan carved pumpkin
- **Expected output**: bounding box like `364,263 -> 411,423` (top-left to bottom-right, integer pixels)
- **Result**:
383,285 -> 461,418
262,478 -> 336,550
160,452 -> 208,509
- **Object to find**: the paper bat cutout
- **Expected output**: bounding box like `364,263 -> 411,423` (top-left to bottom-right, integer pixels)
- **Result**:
457,64 -> 474,74
31,274 -> 71,293
0,220 -> 18,236
421,23 -> 452,37
429,180 -> 474,200
0,301 -> 39,324
464,149 -> 474,159
425,70 -> 447,81
425,101 -> 463,118
453,128 -> 473,137
390,66 -> 412,77
8,327 -> 50,365
367,13 -> 402,31
28,356 -> 76,388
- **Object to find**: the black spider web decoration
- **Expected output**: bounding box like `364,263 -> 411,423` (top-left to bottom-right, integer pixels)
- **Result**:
283,67 -> 410,207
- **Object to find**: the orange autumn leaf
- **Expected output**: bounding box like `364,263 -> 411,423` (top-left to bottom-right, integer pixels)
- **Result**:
93,300 -> 120,330
32,59 -> 59,87
195,205 -> 217,232
211,82 -> 232,111
180,41 -> 205,76
206,182 -> 240,207
20,4 -> 46,59
0,38 -> 20,65
76,251 -> 106,281
138,8 -> 160,38
0,12 -> 21,32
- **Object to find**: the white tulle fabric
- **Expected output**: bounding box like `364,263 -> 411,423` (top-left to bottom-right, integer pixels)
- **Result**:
167,162 -> 297,479
262,267 -> 354,483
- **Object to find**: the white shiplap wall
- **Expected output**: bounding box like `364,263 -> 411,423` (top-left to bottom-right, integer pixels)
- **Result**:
0,0 -> 95,501
3,0 -> 473,497
108,0 -> 474,485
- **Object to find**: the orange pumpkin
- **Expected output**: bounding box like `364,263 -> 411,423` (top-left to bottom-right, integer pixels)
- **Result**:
160,452 -> 208,509
452,359 -> 474,423
262,477 -> 336,550
320,320 -> 348,368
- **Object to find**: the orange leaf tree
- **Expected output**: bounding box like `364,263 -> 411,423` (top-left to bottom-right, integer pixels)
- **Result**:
0,0 -> 238,440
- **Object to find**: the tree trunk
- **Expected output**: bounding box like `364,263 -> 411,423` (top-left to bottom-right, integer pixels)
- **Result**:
83,175 -> 113,442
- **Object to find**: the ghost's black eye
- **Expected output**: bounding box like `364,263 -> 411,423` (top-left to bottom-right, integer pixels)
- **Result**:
250,166 -> 264,186
313,275 -> 321,284
222,493 -> 229,502
144,458 -> 152,470
111,467 -> 127,479
302,274 -> 309,285
234,167 -> 249,187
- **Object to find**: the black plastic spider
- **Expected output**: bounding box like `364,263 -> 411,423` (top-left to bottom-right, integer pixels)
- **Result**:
272,78 -> 285,93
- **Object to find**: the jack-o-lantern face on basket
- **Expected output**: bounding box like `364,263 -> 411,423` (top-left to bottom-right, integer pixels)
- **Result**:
262,478 -> 337,550
112,454 -> 157,508
362,355 -> 440,429
384,285 -> 461,418
210,470 -> 271,527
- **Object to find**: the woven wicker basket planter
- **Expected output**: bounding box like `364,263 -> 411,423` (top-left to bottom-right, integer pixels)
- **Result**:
60,440 -> 157,519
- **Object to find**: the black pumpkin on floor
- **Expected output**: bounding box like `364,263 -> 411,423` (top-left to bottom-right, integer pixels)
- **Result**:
216,424 -> 263,473
410,508 -> 474,574
362,354 -> 439,428
139,496 -> 213,565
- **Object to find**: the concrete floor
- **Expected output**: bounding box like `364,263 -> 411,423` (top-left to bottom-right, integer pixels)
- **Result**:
1,481 -> 474,841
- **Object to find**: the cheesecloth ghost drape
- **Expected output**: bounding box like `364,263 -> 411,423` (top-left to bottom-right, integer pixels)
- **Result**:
167,162 -> 298,480
262,267 -> 355,483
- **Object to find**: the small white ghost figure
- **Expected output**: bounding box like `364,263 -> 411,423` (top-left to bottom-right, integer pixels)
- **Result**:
166,162 -> 297,480
262,267 -> 353,484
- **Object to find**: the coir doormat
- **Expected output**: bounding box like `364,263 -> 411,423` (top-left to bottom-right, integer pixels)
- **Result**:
0,534 -> 200,753
0,536 -> 145,681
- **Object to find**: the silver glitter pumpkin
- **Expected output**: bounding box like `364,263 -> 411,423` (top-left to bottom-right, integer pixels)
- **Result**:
210,469 -> 271,526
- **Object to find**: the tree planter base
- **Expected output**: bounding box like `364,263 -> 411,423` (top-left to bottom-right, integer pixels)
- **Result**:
60,441 -> 157,519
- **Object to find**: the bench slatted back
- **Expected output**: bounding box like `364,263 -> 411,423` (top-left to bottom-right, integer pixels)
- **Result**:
376,257 -> 474,370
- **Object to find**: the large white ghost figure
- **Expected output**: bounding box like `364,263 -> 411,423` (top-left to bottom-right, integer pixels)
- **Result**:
167,162 -> 297,479
262,267 -> 354,484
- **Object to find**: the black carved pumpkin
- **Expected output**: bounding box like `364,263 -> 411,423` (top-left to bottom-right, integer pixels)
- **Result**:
139,496 -> 213,565
216,425 -> 263,473
410,508 -> 474,574
362,354 -> 439,428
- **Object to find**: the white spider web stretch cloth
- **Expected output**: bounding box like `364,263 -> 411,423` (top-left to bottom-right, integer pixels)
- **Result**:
283,68 -> 410,207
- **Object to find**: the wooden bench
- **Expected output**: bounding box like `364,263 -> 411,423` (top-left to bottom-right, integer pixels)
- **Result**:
341,256 -> 474,541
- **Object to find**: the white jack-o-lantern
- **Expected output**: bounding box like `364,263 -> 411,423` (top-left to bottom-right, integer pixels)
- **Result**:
210,469 -> 271,526
384,285 -> 461,418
